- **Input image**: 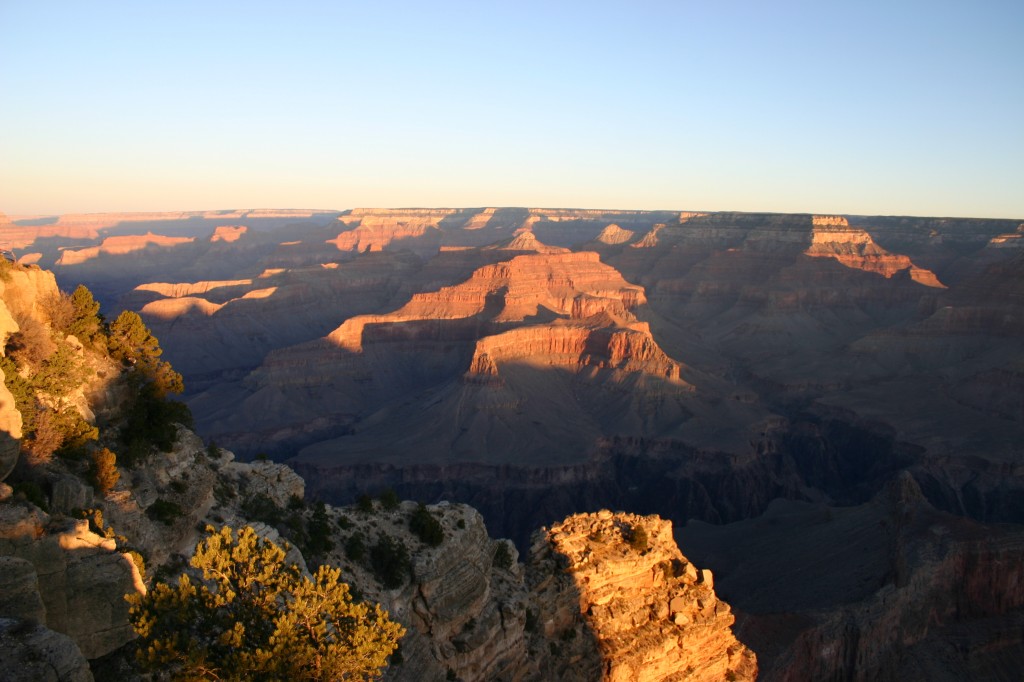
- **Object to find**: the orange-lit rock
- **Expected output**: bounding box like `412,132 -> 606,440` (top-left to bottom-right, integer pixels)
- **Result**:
595,223 -> 635,245
210,225 -> 247,242
805,216 -> 945,287
528,511 -> 757,682
329,252 -> 646,351
328,208 -> 458,252
56,232 -> 194,265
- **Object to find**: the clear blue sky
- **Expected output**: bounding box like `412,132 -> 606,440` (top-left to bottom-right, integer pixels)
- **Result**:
1,1 -> 1021,218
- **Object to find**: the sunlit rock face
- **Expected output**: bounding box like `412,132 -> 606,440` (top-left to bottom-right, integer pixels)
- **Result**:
0,505 -> 145,660
56,233 -> 195,265
804,216 -> 944,287
527,511 -> 756,682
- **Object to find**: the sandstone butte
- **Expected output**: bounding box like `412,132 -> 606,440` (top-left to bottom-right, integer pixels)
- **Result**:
329,251 -> 647,350
804,215 -> 945,288
209,225 -> 247,242
531,511 -> 757,682
324,249 -> 685,385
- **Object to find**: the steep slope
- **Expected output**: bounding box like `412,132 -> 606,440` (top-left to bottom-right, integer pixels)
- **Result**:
528,511 -> 757,681
683,474 -> 1024,681
203,250 -> 699,462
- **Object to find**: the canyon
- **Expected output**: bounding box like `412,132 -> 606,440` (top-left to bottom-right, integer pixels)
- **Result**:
3,206 -> 1023,679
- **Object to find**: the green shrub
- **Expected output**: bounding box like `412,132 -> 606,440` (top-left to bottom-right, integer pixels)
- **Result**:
379,488 -> 400,510
89,447 -> 120,495
409,504 -> 443,547
146,499 -> 183,526
344,533 -> 366,562
127,550 -> 146,580
305,501 -> 334,556
240,493 -> 284,526
356,493 -> 374,513
624,523 -> 648,552
127,526 -> 403,681
370,534 -> 411,589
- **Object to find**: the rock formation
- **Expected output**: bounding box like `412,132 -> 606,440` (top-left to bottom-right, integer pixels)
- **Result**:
210,225 -> 247,242
55,232 -> 195,265
805,216 -> 944,287
594,223 -> 635,245
528,511 -> 757,681
0,618 -> 94,682
0,503 -> 145,660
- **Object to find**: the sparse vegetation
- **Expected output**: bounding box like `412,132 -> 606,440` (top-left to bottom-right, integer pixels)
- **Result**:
370,534 -> 411,589
146,498 -> 183,526
379,488 -> 400,510
409,503 -> 444,547
127,525 -> 404,681
89,447 -> 120,495
493,541 -> 513,570
624,523 -> 648,552
240,493 -> 284,526
344,532 -> 366,561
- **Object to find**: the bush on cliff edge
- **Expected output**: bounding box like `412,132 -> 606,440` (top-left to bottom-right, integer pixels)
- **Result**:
127,525 -> 404,681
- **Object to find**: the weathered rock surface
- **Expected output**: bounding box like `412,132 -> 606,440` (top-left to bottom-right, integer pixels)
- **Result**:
805,215 -> 944,287
295,499 -> 529,682
0,556 -> 46,623
527,511 -> 756,681
0,618 -> 94,682
0,503 -> 145,660
210,225 -> 247,242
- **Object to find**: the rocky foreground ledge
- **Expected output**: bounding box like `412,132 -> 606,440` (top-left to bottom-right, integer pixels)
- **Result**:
0,428 -> 751,681
529,511 -> 757,682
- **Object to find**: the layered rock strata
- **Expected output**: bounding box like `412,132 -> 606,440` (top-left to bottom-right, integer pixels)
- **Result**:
527,511 -> 757,681
56,233 -> 195,265
805,216 -> 944,287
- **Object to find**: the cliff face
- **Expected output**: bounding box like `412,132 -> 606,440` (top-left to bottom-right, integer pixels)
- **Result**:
805,216 -> 945,287
683,473 -> 1024,681
0,501 -> 145,660
527,511 -> 756,682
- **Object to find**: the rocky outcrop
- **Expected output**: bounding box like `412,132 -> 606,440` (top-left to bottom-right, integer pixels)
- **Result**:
595,224 -> 635,245
486,231 -> 570,254
0,503 -> 145,660
313,500 -> 530,682
466,313 -> 684,383
56,233 -> 195,266
0,364 -> 23,481
101,428 -> 219,569
0,618 -> 94,682
0,556 -> 46,623
210,225 -> 247,242
527,511 -> 756,681
805,216 -> 944,287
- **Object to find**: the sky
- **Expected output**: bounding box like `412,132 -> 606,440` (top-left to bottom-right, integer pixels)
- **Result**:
1,1 -> 1022,218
